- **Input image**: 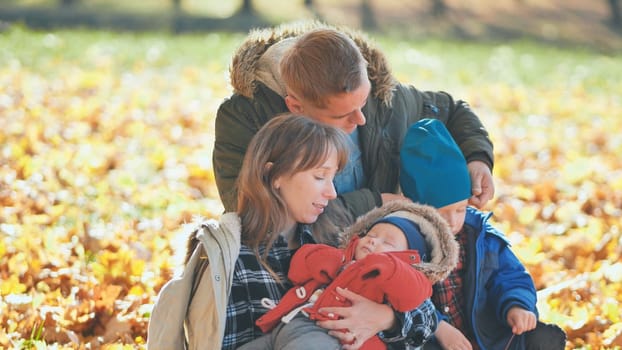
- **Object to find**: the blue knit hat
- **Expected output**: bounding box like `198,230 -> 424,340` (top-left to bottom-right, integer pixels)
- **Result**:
371,216 -> 430,262
400,119 -> 471,208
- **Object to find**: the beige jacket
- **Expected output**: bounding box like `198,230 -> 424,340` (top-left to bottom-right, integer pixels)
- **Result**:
147,213 -> 241,350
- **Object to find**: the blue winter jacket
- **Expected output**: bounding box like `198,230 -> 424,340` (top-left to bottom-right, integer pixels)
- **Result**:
435,207 -> 538,350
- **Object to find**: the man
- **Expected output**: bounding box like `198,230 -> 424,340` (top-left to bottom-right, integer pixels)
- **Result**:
212,21 -> 494,348
213,21 -> 494,222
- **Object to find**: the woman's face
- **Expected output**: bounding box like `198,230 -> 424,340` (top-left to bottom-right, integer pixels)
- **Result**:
275,148 -> 340,227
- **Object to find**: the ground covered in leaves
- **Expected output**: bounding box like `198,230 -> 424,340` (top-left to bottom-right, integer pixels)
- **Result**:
1,27 -> 621,349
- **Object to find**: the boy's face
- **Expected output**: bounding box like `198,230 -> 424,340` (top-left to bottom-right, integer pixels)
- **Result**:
354,222 -> 408,260
437,199 -> 469,235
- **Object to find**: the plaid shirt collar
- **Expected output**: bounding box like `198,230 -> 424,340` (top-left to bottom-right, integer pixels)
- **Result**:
432,227 -> 468,332
298,224 -> 316,246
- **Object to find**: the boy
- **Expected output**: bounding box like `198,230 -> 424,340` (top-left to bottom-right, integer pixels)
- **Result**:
241,201 -> 459,350
400,119 -> 566,350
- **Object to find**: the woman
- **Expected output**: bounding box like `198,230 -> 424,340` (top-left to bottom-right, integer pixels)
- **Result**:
223,113 -> 350,349
147,113 -> 347,349
147,114 -> 436,350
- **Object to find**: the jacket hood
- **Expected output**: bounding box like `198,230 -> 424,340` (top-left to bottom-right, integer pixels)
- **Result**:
181,213 -> 241,268
229,20 -> 398,106
339,200 -> 458,284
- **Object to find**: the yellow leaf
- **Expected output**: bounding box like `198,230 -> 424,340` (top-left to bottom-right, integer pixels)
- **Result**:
131,259 -> 145,277
518,205 -> 538,225
602,298 -> 621,324
561,157 -> 594,184
513,185 -> 535,201
127,285 -> 145,296
0,275 -> 27,296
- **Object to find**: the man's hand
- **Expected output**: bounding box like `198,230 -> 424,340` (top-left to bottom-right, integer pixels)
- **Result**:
467,161 -> 494,208
435,320 -> 472,350
316,287 -> 394,350
506,307 -> 537,335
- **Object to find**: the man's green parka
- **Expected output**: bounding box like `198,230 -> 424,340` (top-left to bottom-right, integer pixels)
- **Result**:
214,21 -> 493,220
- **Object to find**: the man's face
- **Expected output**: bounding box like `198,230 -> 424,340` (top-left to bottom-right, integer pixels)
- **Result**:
289,78 -> 371,135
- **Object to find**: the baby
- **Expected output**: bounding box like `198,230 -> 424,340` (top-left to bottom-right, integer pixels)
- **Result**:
243,202 -> 458,350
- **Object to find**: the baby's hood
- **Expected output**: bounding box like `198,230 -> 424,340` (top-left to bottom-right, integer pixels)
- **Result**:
339,200 -> 458,284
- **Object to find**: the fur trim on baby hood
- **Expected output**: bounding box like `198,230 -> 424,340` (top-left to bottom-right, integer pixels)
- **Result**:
339,200 -> 458,284
229,20 -> 398,107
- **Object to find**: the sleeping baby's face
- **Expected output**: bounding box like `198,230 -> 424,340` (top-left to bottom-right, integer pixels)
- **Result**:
354,223 -> 408,260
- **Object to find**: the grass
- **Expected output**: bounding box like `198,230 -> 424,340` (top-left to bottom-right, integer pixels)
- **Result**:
383,37 -> 621,92
1,26 -> 244,73
3,25 -> 620,88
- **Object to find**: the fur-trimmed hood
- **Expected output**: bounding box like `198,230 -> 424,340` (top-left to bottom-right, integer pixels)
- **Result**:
229,20 -> 398,106
339,200 -> 458,284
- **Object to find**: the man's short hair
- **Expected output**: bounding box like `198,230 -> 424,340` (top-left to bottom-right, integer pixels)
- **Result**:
281,29 -> 367,108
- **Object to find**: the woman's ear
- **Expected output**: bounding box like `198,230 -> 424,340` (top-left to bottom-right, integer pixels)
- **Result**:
265,162 -> 279,188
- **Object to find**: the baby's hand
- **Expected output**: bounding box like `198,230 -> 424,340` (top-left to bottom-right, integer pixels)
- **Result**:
506,307 -> 537,335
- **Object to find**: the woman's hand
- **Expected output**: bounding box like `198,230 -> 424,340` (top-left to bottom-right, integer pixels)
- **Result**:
316,287 -> 395,350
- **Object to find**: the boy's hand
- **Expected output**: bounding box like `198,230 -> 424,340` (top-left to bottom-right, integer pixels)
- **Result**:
435,320 -> 472,350
506,307 -> 537,335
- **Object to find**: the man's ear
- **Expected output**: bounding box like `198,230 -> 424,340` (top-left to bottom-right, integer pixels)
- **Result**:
285,94 -> 304,113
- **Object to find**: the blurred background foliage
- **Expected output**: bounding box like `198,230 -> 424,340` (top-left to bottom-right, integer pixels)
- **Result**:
1,1 -> 622,349
1,0 -> 622,51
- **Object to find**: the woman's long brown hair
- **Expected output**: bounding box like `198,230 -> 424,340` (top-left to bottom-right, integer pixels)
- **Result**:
236,113 -> 349,279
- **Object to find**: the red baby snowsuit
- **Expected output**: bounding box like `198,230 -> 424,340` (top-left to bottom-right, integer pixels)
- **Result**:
256,236 -> 432,350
